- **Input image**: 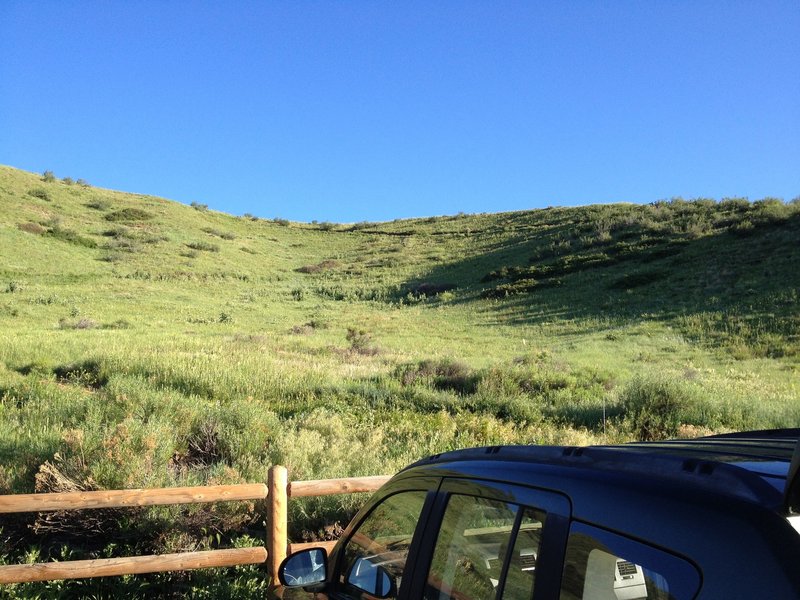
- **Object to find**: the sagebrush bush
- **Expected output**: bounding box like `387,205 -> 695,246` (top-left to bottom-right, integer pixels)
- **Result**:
620,375 -> 700,440
27,187 -> 51,201
202,227 -> 236,240
45,227 -> 98,248
297,260 -> 339,274
398,358 -> 477,394
186,241 -> 220,252
346,327 -> 380,355
17,222 -> 46,235
58,317 -> 99,330
86,199 -> 111,211
105,208 -> 153,222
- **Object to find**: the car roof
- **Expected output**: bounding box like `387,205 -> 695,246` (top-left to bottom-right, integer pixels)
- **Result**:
403,428 -> 800,515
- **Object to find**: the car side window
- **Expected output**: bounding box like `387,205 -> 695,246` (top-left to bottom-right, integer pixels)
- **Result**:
424,494 -> 547,600
339,490 -> 428,599
559,523 -> 700,600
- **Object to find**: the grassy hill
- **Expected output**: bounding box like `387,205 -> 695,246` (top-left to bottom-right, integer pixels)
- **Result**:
0,164 -> 798,595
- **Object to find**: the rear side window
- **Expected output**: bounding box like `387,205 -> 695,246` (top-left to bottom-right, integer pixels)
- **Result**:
559,523 -> 700,600
423,494 -> 547,600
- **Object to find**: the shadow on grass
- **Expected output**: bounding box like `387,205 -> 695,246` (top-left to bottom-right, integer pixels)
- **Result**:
395,213 -> 800,345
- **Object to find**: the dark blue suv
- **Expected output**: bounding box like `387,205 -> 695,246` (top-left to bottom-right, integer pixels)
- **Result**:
276,429 -> 800,599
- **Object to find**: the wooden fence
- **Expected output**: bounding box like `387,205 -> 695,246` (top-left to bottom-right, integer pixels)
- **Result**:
0,466 -> 390,585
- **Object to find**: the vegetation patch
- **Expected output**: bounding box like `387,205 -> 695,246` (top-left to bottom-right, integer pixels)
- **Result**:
620,375 -> 699,441
609,270 -> 668,290
58,317 -> 99,330
45,227 -> 98,248
27,187 -> 51,201
406,282 -> 458,297
86,199 -> 111,211
398,358 -> 478,394
297,259 -> 340,274
105,208 -> 154,222
346,327 -> 381,355
186,241 -> 220,252
18,222 -> 46,235
52,359 -> 109,389
202,227 -> 236,240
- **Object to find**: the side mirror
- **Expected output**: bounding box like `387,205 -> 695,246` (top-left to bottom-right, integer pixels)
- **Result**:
278,548 -> 328,587
347,556 -> 396,598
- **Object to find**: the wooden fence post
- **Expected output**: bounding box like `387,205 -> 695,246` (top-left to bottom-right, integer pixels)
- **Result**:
267,465 -> 288,581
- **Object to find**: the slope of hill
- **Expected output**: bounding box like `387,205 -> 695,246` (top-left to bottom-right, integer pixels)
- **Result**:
0,164 -> 797,594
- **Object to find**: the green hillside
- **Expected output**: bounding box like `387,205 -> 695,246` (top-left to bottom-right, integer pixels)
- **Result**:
0,164 -> 798,595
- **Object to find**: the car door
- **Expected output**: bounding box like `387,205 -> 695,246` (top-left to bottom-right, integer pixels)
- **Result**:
325,475 -> 442,600
406,478 -> 571,600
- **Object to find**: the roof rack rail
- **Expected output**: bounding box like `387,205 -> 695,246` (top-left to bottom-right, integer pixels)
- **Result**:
784,437 -> 800,515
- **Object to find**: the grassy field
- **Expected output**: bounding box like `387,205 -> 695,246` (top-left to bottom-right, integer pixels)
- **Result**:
0,164 -> 798,597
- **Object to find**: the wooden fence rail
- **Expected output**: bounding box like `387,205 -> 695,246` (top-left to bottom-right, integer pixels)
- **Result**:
0,484 -> 269,513
0,467 -> 391,585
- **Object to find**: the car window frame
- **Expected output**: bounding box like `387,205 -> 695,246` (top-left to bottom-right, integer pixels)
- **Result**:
406,477 -> 572,600
327,475 -> 442,600
558,521 -> 702,600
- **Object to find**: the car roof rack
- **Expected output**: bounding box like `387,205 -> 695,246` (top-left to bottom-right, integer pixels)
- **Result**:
784,437 -> 800,515
407,429 -> 800,514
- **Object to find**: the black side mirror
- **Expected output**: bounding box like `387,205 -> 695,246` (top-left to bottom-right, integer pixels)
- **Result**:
346,556 -> 396,599
279,548 -> 328,587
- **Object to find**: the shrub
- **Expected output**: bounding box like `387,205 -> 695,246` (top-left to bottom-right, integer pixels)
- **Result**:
346,328 -> 380,355
729,219 -> 758,237
58,317 -> 99,330
273,218 -> 290,226
719,197 -> 750,211
86,200 -> 111,211
105,208 -> 154,222
102,227 -> 128,238
191,201 -> 209,211
398,359 -> 478,394
41,170 -> 56,182
296,260 -> 339,274
62,177 -> 74,185
103,239 -> 141,253
4,281 -> 20,293
28,187 -> 52,201
620,375 -> 698,441
53,359 -> 108,389
46,227 -> 98,248
186,241 -> 220,252
609,270 -> 667,290
407,282 -> 458,297
104,319 -> 132,329
76,178 -> 90,187
18,222 -> 46,235
202,227 -> 236,240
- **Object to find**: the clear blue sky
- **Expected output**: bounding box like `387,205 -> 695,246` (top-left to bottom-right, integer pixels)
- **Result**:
1,1 -> 798,223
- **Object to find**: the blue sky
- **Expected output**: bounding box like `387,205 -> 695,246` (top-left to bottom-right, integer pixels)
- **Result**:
1,1 -> 798,223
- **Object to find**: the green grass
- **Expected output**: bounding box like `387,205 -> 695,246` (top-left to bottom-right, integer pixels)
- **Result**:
0,165 -> 798,595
